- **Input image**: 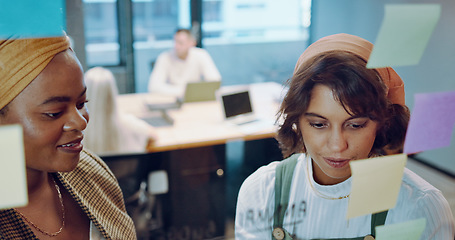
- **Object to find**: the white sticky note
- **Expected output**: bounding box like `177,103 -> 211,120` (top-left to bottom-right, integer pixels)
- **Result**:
376,218 -> 426,240
367,4 -> 441,68
0,124 -> 28,209
347,154 -> 407,219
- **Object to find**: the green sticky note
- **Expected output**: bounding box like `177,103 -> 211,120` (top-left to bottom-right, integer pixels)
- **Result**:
375,218 -> 426,240
0,0 -> 66,39
367,4 -> 441,68
0,125 -> 28,209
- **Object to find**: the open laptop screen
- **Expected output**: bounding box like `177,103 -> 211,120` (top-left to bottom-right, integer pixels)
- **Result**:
221,91 -> 253,118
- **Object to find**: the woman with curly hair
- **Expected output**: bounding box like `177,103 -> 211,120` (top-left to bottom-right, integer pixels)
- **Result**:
235,33 -> 454,240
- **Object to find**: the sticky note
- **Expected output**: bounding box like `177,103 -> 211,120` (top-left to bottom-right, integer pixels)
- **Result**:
346,154 -> 407,219
0,125 -> 28,209
403,91 -> 455,154
367,4 -> 441,68
0,0 -> 66,39
375,218 -> 426,240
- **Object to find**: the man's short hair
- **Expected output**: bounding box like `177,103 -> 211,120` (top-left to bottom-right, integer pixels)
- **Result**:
175,28 -> 195,39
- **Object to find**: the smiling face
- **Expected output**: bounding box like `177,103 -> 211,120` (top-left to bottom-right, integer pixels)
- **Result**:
0,50 -> 89,173
299,84 -> 378,185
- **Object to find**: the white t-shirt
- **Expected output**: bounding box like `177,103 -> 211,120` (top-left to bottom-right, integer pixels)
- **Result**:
148,47 -> 221,96
235,153 -> 455,239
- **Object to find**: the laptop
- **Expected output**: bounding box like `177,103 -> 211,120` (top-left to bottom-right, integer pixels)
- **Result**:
146,81 -> 222,109
182,81 -> 222,103
219,88 -> 256,124
144,81 -> 222,125
218,85 -> 277,134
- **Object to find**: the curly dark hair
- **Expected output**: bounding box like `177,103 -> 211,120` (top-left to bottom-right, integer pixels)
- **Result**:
276,51 -> 410,158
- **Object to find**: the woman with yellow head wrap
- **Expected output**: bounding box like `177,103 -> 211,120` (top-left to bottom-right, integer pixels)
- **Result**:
235,33 -> 454,239
0,36 -> 136,239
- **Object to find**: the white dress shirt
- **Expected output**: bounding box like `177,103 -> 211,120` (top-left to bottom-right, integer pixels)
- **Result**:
148,47 -> 221,96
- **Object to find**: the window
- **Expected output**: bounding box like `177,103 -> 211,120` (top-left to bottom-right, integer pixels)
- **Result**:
83,0 -> 120,66
131,0 -> 311,45
202,0 -> 311,44
203,0 -> 222,22
132,0 -> 189,43
83,0 -> 312,92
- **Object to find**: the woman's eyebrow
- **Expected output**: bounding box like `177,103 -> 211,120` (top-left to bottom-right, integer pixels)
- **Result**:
304,112 -> 369,121
346,114 -> 369,120
40,87 -> 87,105
40,96 -> 71,105
303,112 -> 327,119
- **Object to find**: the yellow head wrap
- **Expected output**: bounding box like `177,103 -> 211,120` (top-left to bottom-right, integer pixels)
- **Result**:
294,33 -> 405,106
0,36 -> 70,110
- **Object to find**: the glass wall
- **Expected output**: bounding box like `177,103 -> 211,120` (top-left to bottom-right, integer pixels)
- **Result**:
133,0 -> 312,92
83,0 -> 312,92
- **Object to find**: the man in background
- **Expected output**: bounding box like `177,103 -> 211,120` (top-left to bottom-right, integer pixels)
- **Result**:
147,28 -> 221,96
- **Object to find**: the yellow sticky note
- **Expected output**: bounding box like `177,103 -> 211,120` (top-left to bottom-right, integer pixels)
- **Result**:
346,154 -> 407,219
367,4 -> 441,68
0,124 -> 28,209
376,218 -> 426,240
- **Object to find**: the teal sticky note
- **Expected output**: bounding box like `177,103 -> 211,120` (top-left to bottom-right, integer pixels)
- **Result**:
0,125 -> 28,209
367,4 -> 441,68
375,218 -> 426,240
0,0 -> 66,39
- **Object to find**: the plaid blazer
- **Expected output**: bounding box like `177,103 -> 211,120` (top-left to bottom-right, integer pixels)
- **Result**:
0,149 -> 137,240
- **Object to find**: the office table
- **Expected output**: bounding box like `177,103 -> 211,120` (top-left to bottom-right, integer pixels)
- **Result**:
112,81 -> 286,239
117,81 -> 286,152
